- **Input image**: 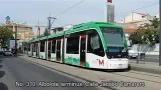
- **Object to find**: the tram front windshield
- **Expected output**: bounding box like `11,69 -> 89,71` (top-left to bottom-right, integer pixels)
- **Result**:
101,27 -> 126,52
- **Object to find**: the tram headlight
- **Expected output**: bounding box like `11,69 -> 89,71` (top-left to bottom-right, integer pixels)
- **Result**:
107,56 -> 112,59
122,49 -> 126,52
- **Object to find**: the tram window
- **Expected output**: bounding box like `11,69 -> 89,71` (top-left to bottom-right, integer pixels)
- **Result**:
91,35 -> 100,49
87,30 -> 105,57
40,41 -> 45,52
32,44 -> 34,52
52,40 -> 56,53
28,44 -> 30,51
35,44 -> 37,52
33,44 -> 35,52
34,44 -> 36,52
57,41 -> 61,50
66,37 -> 79,54
24,47 -> 27,51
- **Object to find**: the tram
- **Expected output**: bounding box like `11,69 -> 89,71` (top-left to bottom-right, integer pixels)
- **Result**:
27,22 -> 129,69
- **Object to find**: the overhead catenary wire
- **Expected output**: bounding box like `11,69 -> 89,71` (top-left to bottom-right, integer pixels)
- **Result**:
51,0 -> 85,26
116,2 -> 159,20
54,0 -> 85,18
53,1 -> 157,25
124,2 -> 158,14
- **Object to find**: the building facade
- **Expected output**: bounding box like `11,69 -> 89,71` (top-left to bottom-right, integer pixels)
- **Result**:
5,22 -> 36,42
117,12 -> 158,46
154,13 -> 159,18
120,12 -> 153,24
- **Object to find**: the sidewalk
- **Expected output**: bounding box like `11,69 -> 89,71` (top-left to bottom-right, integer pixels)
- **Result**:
17,54 -> 161,90
129,60 -> 161,74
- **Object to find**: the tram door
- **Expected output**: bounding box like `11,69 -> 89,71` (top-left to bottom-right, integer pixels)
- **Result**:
56,39 -> 61,61
38,42 -> 40,58
36,43 -> 39,58
80,34 -> 86,65
31,44 -> 34,56
35,43 -> 37,57
48,40 -> 52,60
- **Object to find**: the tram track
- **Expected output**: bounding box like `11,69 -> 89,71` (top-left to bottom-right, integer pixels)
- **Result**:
19,55 -> 161,85
109,71 -> 161,84
124,71 -> 161,78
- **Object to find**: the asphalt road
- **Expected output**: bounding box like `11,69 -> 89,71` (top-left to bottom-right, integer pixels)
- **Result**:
0,55 -> 105,90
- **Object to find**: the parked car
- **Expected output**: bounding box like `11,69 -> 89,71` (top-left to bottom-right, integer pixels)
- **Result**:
128,47 -> 138,58
0,51 -> 3,55
0,50 -> 5,55
3,50 -> 13,56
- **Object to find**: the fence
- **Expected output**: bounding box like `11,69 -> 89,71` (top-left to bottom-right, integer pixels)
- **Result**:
129,44 -> 159,64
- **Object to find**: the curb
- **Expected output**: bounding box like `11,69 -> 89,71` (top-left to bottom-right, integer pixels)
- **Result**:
18,56 -> 118,90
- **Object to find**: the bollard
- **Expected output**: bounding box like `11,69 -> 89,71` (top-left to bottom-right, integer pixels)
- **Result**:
140,53 -> 145,61
137,53 -> 140,64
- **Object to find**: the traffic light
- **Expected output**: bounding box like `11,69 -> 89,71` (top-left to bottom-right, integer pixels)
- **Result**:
107,0 -> 112,3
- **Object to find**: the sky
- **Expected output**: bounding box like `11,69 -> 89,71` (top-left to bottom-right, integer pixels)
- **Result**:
0,0 -> 159,35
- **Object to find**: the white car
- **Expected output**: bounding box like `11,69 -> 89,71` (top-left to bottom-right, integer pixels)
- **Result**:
3,50 -> 13,56
128,47 -> 138,58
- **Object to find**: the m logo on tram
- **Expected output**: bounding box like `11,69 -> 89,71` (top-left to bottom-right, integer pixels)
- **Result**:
98,59 -> 104,66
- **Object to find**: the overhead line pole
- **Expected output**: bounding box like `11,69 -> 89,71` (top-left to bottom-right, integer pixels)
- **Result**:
15,25 -> 17,56
45,15 -> 56,60
37,20 -> 40,37
159,0 -> 161,66
47,17 -> 57,34
48,17 -> 51,34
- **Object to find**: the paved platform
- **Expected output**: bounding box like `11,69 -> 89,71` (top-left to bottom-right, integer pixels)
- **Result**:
129,60 -> 161,75
17,54 -> 161,90
17,54 -> 161,75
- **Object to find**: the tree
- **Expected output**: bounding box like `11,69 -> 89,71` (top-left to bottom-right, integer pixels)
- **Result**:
150,17 -> 160,29
129,17 -> 160,46
43,28 -> 50,36
0,26 -> 14,47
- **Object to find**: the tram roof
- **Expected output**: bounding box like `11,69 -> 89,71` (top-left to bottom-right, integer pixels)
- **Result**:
28,21 -> 122,43
28,38 -> 35,43
65,21 -> 122,34
48,31 -> 64,39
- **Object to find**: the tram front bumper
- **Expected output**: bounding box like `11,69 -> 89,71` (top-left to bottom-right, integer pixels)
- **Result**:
107,59 -> 129,69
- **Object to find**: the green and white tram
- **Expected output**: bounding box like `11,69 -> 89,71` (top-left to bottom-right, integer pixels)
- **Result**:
27,22 -> 129,69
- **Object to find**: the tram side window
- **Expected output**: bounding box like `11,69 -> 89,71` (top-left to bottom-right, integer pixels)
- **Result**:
40,41 -> 45,52
66,37 -> 79,54
91,35 -> 100,49
35,44 -> 37,52
32,44 -> 34,52
34,44 -> 36,52
33,44 -> 34,52
87,30 -> 105,57
57,41 -> 61,51
52,40 -> 56,53
28,44 -> 30,51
